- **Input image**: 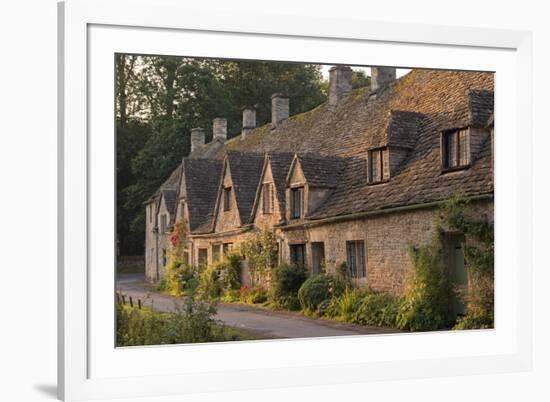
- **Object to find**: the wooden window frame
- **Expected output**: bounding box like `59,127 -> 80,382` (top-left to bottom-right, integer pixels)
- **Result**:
262,183 -> 273,214
212,244 -> 221,262
346,240 -> 366,279
367,146 -> 389,185
441,129 -> 471,172
290,187 -> 303,219
289,243 -> 306,269
223,186 -> 231,212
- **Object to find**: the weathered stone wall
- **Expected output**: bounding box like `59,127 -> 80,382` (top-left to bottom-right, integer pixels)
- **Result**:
214,166 -> 242,232
144,201 -> 157,282
282,200 -> 493,296
254,163 -> 284,227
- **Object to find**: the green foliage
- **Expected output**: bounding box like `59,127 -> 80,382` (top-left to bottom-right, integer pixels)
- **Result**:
298,273 -> 346,313
396,233 -> 454,331
116,294 -> 219,346
354,293 -> 401,328
441,195 -> 494,329
238,284 -> 269,304
240,227 -> 279,285
333,288 -> 363,322
197,253 -> 242,300
116,56 -> 327,256
269,264 -> 307,310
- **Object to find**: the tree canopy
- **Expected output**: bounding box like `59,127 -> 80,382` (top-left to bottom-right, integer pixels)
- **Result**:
116,55 -> 332,255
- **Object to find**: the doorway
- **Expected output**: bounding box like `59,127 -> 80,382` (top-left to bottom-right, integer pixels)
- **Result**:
445,234 -> 468,317
311,242 -> 325,275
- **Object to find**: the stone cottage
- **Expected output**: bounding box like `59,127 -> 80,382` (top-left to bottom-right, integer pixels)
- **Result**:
144,65 -> 494,310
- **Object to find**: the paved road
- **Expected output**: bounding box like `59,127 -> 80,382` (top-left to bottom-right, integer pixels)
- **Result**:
116,273 -> 401,339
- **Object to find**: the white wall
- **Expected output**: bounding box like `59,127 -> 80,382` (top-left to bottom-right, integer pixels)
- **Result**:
0,0 -> 547,401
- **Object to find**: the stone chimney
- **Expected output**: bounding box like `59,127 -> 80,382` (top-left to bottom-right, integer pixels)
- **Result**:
190,127 -> 205,152
329,65 -> 352,105
371,67 -> 396,92
212,118 -> 227,142
271,93 -> 289,129
241,106 -> 256,140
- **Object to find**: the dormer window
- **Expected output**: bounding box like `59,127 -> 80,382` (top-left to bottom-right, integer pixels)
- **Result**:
367,147 -> 389,184
262,183 -> 273,214
223,186 -> 231,211
291,187 -> 303,219
442,129 -> 470,171
160,214 -> 167,233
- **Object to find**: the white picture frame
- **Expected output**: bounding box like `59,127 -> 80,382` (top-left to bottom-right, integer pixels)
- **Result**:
58,0 -> 533,400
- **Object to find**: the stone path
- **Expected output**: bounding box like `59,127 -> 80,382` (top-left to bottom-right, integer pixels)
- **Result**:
116,273 -> 401,339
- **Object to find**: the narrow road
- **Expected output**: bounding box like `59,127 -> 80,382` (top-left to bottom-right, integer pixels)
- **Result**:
116,273 -> 401,339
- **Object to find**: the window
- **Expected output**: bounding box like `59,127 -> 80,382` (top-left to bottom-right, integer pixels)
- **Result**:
212,244 -> 221,262
223,243 -> 233,255
346,240 -> 366,279
160,214 -> 167,233
198,248 -> 208,267
311,242 -> 325,275
442,129 -> 470,170
291,187 -> 303,219
368,147 -> 388,184
223,187 -> 231,211
162,248 -> 167,267
262,183 -> 273,214
290,244 -> 306,268
149,205 -> 153,223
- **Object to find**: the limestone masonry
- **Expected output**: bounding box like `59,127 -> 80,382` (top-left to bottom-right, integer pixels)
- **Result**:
144,66 -> 494,301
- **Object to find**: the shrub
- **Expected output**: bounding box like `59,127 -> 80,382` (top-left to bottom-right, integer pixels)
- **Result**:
396,233 -> 454,331
238,284 -> 268,304
353,292 -> 401,327
298,274 -> 331,312
162,256 -> 192,296
116,294 -> 220,346
198,253 -> 242,300
270,264 -> 307,308
240,227 -> 279,285
334,288 -> 362,322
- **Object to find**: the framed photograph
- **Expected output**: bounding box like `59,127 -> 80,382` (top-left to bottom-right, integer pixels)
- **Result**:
58,0 -> 533,400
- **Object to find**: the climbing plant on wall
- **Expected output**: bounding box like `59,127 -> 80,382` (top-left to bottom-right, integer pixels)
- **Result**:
239,226 -> 279,286
440,195 -> 494,329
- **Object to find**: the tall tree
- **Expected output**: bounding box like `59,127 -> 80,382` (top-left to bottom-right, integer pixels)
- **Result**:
117,56 -> 328,255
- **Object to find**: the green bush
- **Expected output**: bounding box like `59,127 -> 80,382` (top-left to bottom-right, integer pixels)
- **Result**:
334,288 -> 362,322
298,274 -> 331,312
239,284 -> 268,304
270,264 -> 307,308
396,234 -> 454,331
162,256 -> 191,296
198,253 -> 242,300
116,295 -> 220,346
353,292 -> 401,327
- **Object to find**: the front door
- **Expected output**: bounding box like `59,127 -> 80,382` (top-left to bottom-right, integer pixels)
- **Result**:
311,242 -> 325,275
447,234 -> 468,316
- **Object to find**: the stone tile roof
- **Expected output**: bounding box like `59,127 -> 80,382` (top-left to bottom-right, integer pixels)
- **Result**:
294,153 -> 348,188
265,152 -> 295,217
182,158 -> 223,232
225,152 -> 265,225
152,68 -> 494,228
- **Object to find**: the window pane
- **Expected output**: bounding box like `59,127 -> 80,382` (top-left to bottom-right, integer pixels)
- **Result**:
459,129 -> 469,166
445,131 -> 457,168
357,241 -> 366,278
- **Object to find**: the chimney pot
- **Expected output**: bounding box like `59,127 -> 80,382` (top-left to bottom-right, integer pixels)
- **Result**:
329,65 -> 352,105
271,93 -> 289,129
371,66 -> 396,92
212,118 -> 227,142
241,106 -> 256,140
190,127 -> 205,152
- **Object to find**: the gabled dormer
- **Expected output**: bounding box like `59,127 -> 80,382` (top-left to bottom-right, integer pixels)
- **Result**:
366,111 -> 423,184
439,90 -> 494,173
251,152 -> 294,226
157,189 -> 177,234
212,152 -> 264,232
285,154 -> 345,221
